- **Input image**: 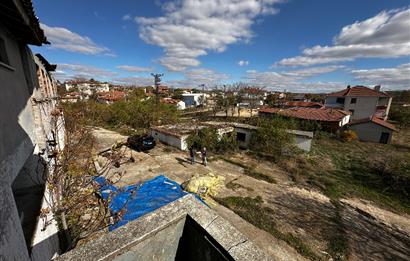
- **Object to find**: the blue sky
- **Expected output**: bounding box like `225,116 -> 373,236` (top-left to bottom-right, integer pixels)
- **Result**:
31,0 -> 410,92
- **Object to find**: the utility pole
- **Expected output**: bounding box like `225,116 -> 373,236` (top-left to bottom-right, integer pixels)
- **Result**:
151,73 -> 164,105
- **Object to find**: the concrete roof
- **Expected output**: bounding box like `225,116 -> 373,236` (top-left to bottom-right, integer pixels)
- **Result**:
56,194 -> 272,261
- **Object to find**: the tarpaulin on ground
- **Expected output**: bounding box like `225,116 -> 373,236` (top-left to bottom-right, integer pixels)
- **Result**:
94,175 -> 188,231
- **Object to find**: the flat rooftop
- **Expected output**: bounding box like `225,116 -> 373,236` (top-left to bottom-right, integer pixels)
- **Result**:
56,195 -> 272,261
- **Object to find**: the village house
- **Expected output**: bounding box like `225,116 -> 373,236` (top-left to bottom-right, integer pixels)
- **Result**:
291,93 -> 310,102
283,101 -> 323,108
181,93 -> 207,107
151,122 -> 314,152
324,85 -> 392,120
97,90 -> 126,104
161,97 -> 186,110
0,1 -> 64,260
60,91 -> 83,103
348,115 -> 397,144
259,107 -> 351,132
64,80 -> 110,97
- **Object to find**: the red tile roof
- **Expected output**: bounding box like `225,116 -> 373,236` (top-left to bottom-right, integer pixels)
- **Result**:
349,116 -> 396,131
327,86 -> 389,97
259,107 -> 350,122
98,91 -> 126,102
285,101 -> 323,108
161,98 -> 180,104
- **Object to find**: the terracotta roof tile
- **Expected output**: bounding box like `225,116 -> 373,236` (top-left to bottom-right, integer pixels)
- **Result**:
259,107 -> 350,122
327,86 -> 389,97
285,101 -> 323,108
350,116 -> 397,131
98,91 -> 126,101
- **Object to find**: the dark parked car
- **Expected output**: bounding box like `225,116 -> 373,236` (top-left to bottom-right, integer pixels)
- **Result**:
127,135 -> 156,151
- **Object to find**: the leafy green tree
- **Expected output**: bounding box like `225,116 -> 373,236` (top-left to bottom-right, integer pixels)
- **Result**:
389,105 -> 410,127
186,127 -> 238,153
250,117 -> 295,156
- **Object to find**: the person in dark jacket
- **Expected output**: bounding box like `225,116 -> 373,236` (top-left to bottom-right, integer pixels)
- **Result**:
189,147 -> 195,164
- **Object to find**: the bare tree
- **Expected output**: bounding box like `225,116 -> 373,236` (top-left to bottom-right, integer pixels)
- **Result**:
44,108 -> 130,249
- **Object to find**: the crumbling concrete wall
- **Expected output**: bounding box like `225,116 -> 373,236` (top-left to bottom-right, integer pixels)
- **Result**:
0,22 -> 64,261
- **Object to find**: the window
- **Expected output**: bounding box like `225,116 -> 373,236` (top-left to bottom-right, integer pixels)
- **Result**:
336,97 -> 345,104
349,109 -> 354,115
0,37 -> 10,65
236,132 -> 246,142
350,98 -> 357,104
379,132 -> 390,144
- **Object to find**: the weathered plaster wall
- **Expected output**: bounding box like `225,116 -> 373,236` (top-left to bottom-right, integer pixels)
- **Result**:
343,96 -> 379,120
1,23 -> 63,261
0,23 -> 38,261
349,122 -> 393,144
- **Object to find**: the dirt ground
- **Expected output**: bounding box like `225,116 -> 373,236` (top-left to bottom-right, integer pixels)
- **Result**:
92,127 -> 410,261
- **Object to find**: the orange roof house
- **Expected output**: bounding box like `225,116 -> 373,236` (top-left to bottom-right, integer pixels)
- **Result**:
259,107 -> 351,132
327,86 -> 389,97
349,115 -> 396,144
325,85 -> 392,120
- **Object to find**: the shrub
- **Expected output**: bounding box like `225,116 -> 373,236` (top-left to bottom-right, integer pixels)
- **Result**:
250,117 -> 295,157
339,129 -> 358,142
186,127 -> 238,154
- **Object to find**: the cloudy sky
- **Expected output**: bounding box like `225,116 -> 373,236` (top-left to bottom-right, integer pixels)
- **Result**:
31,0 -> 410,92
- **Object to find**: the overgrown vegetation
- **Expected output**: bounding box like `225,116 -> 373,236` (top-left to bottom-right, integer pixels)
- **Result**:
185,127 -> 238,153
250,117 -> 297,159
50,108 -> 129,249
389,104 -> 410,127
62,94 -> 180,135
279,131 -> 410,214
215,196 -> 322,261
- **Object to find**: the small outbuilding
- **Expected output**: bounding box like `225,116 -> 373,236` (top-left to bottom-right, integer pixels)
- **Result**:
348,116 -> 396,144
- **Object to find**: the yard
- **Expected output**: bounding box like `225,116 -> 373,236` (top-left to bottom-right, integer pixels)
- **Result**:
92,126 -> 410,261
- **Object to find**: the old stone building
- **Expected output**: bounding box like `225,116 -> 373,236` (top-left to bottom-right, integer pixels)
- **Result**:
0,1 -> 65,260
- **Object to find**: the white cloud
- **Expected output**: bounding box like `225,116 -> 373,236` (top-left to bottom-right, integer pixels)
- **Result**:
283,65 -> 345,77
116,65 -> 153,72
244,65 -> 346,92
136,0 -> 282,71
238,60 -> 250,66
53,63 -> 117,81
351,63 -> 410,90
111,76 -> 154,86
122,14 -> 132,21
41,23 -> 114,56
277,8 -> 410,67
169,68 -> 230,87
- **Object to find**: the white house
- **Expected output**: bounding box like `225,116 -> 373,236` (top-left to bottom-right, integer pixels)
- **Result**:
151,122 -> 314,152
181,93 -> 207,107
325,85 -> 392,120
94,83 -> 110,93
348,116 -> 396,144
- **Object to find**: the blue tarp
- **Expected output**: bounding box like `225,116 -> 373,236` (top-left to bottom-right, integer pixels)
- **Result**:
94,175 -> 188,231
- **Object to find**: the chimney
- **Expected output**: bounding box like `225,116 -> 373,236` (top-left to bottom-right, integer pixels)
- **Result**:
374,85 -> 381,92
347,85 -> 351,89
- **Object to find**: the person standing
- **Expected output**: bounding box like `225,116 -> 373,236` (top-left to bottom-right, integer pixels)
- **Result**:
189,147 -> 195,165
201,147 -> 207,166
